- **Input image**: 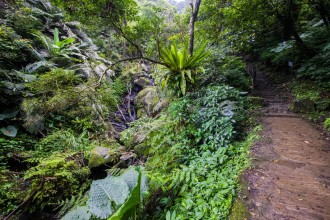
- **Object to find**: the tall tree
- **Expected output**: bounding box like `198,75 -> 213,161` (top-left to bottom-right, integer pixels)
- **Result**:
188,0 -> 202,55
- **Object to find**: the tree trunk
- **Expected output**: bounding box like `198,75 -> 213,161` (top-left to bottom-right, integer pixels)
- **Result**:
188,0 -> 202,56
270,0 -> 311,55
316,0 -> 330,26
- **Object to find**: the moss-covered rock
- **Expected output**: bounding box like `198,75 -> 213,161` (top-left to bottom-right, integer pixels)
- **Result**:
134,86 -> 162,118
88,146 -> 121,169
133,77 -> 152,88
120,128 -> 149,149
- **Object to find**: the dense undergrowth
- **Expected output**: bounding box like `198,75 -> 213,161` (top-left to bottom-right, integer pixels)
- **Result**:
2,0 -> 329,219
121,85 -> 258,219
0,1 -> 257,219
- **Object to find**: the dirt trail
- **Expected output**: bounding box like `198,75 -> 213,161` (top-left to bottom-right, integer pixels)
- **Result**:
244,71 -> 330,220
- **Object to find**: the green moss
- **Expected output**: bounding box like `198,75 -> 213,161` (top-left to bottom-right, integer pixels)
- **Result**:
0,24 -> 34,68
229,200 -> 250,220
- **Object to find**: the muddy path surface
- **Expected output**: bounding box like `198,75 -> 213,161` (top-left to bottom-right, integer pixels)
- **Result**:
244,71 -> 330,220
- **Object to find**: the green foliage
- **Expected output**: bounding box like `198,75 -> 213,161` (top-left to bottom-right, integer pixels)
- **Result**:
51,0 -> 138,25
0,135 -> 36,168
36,28 -> 79,59
10,7 -> 43,38
200,49 -> 251,91
24,152 -> 90,210
0,109 -> 20,137
0,126 -> 18,137
22,68 -> 81,133
62,206 -> 92,220
127,85 -> 253,219
291,81 -> 322,102
98,76 -> 127,112
0,170 -> 27,216
160,42 -> 209,96
0,136 -> 36,216
166,211 -> 177,220
56,193 -> 89,217
324,118 -> 330,131
296,40 -> 330,88
109,167 -> 143,220
30,129 -> 94,160
88,176 -> 130,219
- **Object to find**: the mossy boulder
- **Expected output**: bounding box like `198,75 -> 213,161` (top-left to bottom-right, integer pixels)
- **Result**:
134,86 -> 159,117
88,146 -> 122,169
134,77 -> 152,88
134,87 -> 169,118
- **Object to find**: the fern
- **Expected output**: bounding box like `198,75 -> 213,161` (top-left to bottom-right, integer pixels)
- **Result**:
55,194 -> 86,217
106,168 -> 122,176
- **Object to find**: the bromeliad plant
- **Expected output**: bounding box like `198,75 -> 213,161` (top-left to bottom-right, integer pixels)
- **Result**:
160,41 -> 209,96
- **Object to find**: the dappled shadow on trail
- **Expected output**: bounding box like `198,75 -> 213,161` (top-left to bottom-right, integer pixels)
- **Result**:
244,71 -> 330,220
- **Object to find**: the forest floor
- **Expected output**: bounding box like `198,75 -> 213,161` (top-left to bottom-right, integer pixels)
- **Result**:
244,70 -> 330,219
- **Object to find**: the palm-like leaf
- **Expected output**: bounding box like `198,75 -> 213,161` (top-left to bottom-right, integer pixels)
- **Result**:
160,42 -> 209,95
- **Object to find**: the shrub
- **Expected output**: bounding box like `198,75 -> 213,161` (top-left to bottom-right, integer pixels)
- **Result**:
200,52 -> 251,91
22,68 -> 123,134
324,118 -> 330,131
31,129 -> 94,159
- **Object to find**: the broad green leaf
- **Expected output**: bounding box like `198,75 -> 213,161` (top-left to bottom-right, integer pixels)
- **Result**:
0,109 -> 19,120
109,168 -> 142,220
87,176 -> 129,219
1,126 -> 18,137
62,38 -> 76,45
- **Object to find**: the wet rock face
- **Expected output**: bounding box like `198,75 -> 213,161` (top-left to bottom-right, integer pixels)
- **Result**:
134,86 -> 159,118
24,0 -> 113,79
